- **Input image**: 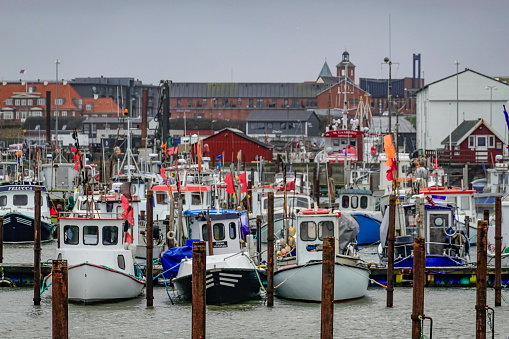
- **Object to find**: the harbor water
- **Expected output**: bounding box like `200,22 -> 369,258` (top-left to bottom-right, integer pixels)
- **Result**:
2,243 -> 509,338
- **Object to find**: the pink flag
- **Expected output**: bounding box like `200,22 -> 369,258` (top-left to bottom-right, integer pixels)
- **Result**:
225,173 -> 235,194
238,171 -> 248,193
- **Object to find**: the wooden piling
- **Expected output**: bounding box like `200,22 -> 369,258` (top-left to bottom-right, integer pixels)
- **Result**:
0,216 -> 3,263
192,241 -> 206,339
411,237 -> 425,339
206,208 -> 213,256
52,259 -> 68,339
494,196 -> 502,307
387,194 -> 396,307
146,190 -> 154,307
33,187 -> 42,306
483,209 -> 489,223
321,236 -> 335,339
476,220 -> 488,339
267,192 -> 275,307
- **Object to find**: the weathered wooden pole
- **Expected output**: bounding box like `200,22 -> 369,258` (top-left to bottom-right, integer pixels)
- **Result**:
476,220 -> 488,339
267,192 -> 275,307
146,190 -> 154,307
0,216 -> 3,263
387,194 -> 396,307
321,236 -> 335,339
34,187 -> 42,305
192,241 -> 206,339
206,208 -> 213,256
483,209 -> 489,223
52,259 -> 68,339
411,237 -> 425,339
494,196 -> 502,307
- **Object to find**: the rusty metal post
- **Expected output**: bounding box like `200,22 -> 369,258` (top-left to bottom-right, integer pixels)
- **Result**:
256,215 -> 262,264
267,192 -> 275,307
192,241 -> 206,339
411,237 -> 425,339
52,260 -> 68,339
34,187 -> 42,305
387,194 -> 396,307
494,197 -> 502,307
476,220 -> 488,339
206,208 -> 213,256
321,236 -> 335,339
0,216 -> 3,263
146,190 -> 154,307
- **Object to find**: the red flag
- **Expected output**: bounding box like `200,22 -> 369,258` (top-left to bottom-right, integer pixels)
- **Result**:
286,180 -> 295,191
73,162 -> 79,171
239,171 -> 248,193
225,173 -> 235,194
125,227 -> 133,244
386,168 -> 394,181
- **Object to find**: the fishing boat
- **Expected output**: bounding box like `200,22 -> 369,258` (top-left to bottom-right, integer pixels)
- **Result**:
487,196 -> 509,267
274,208 -> 369,302
167,209 -> 262,305
42,214 -> 145,303
0,184 -> 55,243
378,197 -> 470,268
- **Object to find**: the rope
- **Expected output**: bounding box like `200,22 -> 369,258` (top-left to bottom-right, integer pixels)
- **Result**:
241,252 -> 266,292
418,315 -> 429,339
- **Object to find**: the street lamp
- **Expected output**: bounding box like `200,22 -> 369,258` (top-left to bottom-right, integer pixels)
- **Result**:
486,85 -> 497,126
55,59 -> 60,149
454,60 -> 460,126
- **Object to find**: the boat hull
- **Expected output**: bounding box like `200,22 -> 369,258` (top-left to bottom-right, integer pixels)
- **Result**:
274,262 -> 369,302
173,267 -> 261,305
3,213 -> 53,243
394,254 -> 468,268
44,262 -> 145,303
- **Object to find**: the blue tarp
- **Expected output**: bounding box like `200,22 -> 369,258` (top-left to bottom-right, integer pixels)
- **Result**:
161,241 -> 197,279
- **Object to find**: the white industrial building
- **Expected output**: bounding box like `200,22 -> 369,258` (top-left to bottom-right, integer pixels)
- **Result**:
416,69 -> 509,152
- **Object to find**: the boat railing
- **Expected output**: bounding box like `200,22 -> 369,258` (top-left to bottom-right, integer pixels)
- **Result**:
59,211 -> 123,219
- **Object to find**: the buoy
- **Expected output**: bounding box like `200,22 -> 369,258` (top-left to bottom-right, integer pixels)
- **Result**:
281,248 -> 287,255
276,250 -> 282,257
288,236 -> 295,246
167,230 -> 176,241
288,227 -> 296,237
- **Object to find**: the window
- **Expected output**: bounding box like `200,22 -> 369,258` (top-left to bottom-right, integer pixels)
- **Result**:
213,223 -> 225,240
83,226 -> 99,245
202,98 -> 207,106
202,224 -> 208,241
62,111 -> 67,117
84,124 -> 89,133
292,99 -> 298,108
156,192 -> 168,204
333,139 -> 340,146
15,99 -> 20,106
280,122 -> 286,130
213,99 -> 218,108
55,98 -> 64,105
117,255 -> 126,270
36,98 -> 45,105
16,111 -> 19,119
351,196 -> 359,209
237,98 -> 242,106
13,194 -> 28,206
3,112 -> 13,119
222,99 -> 228,107
21,99 -> 26,106
187,99 -> 193,107
0,195 -> 6,206
64,225 -> 79,245
256,99 -> 263,108
5,99 -> 13,105
318,221 -> 334,240
229,222 -> 236,239
477,136 -> 486,147
21,111 -> 27,120
191,193 -> 202,205
300,221 -> 316,241
249,99 -> 253,108
102,226 -> 118,245
360,196 -> 368,209
177,99 -> 181,107
342,195 -> 350,208
85,103 -> 93,110
27,99 -> 33,106
488,135 -> 495,148
468,136 -> 475,148
54,111 -> 59,117
30,111 -> 43,117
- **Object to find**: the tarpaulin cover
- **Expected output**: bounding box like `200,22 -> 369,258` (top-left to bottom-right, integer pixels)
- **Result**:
161,245 -> 193,279
337,214 -> 360,252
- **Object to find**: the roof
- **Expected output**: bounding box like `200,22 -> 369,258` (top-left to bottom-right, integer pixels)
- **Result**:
318,61 -> 333,78
359,78 -> 406,98
169,82 -> 329,98
22,116 -> 87,131
0,82 -> 83,110
82,97 -> 121,114
246,110 -> 317,122
317,76 -> 341,85
205,127 -> 273,149
336,60 -> 356,68
441,119 -> 505,145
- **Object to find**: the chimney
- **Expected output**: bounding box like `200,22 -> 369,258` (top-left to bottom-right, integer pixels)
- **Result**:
44,81 -> 48,86
93,94 -> 99,100
62,80 -> 67,86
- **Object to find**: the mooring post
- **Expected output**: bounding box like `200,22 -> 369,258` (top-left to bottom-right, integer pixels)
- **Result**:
387,194 -> 396,307
494,196 -> 502,307
0,216 -> 3,263
52,259 -> 68,339
34,187 -> 42,306
192,241 -> 206,339
484,209 -> 489,224
411,237 -> 425,339
256,215 -> 262,264
321,236 -> 335,339
267,192 -> 275,307
476,220 -> 488,339
146,190 -> 154,307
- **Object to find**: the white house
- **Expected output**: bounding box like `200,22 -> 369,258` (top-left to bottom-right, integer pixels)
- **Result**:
416,69 -> 509,152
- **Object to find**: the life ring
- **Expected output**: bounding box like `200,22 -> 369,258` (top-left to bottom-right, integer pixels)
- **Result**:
301,208 -> 330,215
415,214 -> 421,224
167,230 -> 175,241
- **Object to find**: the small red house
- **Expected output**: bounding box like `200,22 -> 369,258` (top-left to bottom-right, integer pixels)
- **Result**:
203,128 -> 273,163
441,119 -> 504,164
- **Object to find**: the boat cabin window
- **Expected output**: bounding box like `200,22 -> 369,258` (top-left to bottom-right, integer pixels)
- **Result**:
333,139 -> 340,146
156,192 -> 168,204
117,255 -> 126,270
360,196 -> 368,209
102,226 -> 119,245
213,223 -> 225,241
300,221 -> 317,241
430,214 -> 449,228
172,193 -> 186,206
288,197 -> 310,209
63,225 -> 79,245
460,196 -> 470,210
202,224 -> 208,241
191,193 -> 202,205
318,221 -> 334,240
83,226 -> 99,245
0,195 -> 6,206
13,194 -> 28,206
229,222 -> 237,239
351,196 -> 359,209
342,196 -> 349,208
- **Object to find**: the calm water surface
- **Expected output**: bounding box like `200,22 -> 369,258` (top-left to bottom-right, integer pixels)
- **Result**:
1,242 -> 508,338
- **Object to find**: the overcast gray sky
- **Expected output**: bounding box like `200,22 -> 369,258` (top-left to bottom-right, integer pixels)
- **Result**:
2,0 -> 507,86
